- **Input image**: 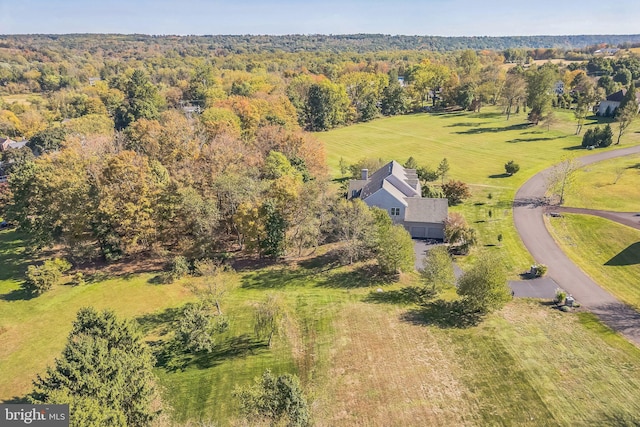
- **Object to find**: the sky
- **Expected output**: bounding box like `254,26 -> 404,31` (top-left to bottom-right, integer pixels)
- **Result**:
1,0 -> 639,36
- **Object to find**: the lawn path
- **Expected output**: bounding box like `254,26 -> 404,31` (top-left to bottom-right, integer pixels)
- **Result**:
513,145 -> 640,346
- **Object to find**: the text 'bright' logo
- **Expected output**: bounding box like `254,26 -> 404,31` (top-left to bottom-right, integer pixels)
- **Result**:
0,404 -> 68,426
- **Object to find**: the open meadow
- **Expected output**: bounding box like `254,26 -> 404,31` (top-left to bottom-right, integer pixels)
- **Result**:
563,154 -> 640,212
3,229 -> 640,425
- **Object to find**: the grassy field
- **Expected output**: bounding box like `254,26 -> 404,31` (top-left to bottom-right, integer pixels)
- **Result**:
1,93 -> 42,106
3,228 -> 640,425
0,229 -> 195,402
563,154 -> 640,211
546,214 -> 640,310
316,107 -> 640,275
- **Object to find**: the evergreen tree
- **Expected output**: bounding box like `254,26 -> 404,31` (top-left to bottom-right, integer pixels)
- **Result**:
601,124 -> 614,147
582,127 -> 595,148
235,370 -> 310,427
31,308 -> 160,427
381,72 -> 407,116
260,201 -> 287,259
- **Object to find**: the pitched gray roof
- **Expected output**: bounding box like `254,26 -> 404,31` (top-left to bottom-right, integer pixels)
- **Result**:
606,90 -> 625,103
8,140 -> 27,149
404,198 -> 448,223
359,160 -> 419,199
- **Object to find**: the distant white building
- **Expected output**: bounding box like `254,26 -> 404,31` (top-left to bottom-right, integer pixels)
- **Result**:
596,89 -> 640,116
554,81 -> 565,95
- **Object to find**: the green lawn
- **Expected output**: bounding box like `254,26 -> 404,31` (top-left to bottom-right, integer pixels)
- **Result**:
3,228 -> 640,425
0,229 -> 195,402
546,214 -> 640,310
316,108 -> 640,275
563,154 -> 640,212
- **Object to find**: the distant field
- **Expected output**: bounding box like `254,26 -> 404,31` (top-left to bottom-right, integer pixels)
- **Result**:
317,107 -> 640,274
546,214 -> 640,310
564,154 -> 640,212
1,93 -> 42,106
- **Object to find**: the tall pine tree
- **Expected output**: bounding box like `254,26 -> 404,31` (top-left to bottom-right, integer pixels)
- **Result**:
30,308 -> 161,427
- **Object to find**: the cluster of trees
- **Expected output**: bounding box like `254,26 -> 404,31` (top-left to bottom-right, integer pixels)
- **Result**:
4,33 -> 638,141
4,121 -> 329,263
421,246 -> 511,317
331,199 -> 415,274
581,125 -> 613,148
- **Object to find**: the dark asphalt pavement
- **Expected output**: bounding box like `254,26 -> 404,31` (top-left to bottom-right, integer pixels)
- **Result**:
513,145 -> 640,346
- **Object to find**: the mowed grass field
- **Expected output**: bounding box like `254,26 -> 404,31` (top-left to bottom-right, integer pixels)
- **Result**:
0,230 -> 195,402
317,107 -> 640,274
3,229 -> 640,425
563,154 -> 640,212
546,214 -> 640,310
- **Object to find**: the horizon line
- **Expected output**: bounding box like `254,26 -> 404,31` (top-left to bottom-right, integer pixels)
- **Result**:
2,32 -> 640,38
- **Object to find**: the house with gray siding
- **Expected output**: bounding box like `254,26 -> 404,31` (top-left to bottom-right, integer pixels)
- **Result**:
348,160 -> 448,239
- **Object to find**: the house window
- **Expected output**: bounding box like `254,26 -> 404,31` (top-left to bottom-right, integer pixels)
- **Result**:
390,207 -> 401,216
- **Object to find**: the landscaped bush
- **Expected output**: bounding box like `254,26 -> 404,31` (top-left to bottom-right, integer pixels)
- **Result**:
21,258 -> 72,296
170,255 -> 190,279
441,180 -> 471,205
504,160 -> 520,176
555,288 -> 567,304
533,264 -> 547,277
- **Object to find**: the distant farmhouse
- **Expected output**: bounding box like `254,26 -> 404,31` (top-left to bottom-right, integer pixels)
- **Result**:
0,137 -> 27,152
348,161 -> 448,239
0,137 -> 29,183
596,89 -> 640,116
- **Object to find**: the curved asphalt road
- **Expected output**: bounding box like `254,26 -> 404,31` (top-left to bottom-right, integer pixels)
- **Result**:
514,145 -> 640,346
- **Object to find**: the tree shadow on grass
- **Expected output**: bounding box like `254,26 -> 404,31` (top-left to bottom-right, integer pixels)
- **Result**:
401,299 -> 483,329
136,306 -> 183,335
157,334 -> 268,372
562,145 -> 586,151
316,264 -> 394,289
454,123 -> 531,135
0,230 -> 30,282
488,173 -> 511,179
445,122 -> 477,128
2,396 -> 28,404
194,335 -> 267,369
0,287 -> 37,302
507,136 -> 567,143
472,111 -> 503,119
241,266 -> 310,289
604,242 -> 640,266
363,286 -> 433,305
297,249 -> 342,273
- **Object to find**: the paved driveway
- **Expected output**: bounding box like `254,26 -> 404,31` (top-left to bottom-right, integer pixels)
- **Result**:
413,240 -> 463,278
509,277 -> 559,299
513,145 -> 640,346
